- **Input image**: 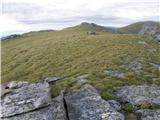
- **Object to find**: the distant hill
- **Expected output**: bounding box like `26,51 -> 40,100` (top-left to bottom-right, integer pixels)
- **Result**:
119,21 -> 160,41
119,21 -> 160,34
1,34 -> 22,41
1,30 -> 55,41
63,22 -> 116,33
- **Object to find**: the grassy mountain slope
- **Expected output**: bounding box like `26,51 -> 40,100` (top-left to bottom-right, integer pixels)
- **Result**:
2,22 -> 160,99
119,21 -> 160,34
63,22 -> 114,32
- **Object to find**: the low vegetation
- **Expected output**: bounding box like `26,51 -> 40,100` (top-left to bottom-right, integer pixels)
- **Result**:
2,22 -> 160,99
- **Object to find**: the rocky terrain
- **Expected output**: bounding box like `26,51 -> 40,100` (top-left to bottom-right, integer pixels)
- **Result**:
1,21 -> 160,120
119,21 -> 160,42
1,79 -> 160,120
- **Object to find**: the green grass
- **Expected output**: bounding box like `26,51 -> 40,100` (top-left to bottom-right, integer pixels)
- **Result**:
1,24 -> 160,98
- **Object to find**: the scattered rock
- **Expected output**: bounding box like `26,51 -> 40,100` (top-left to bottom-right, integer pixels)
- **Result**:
121,60 -> 143,71
65,84 -> 124,120
116,85 -> 160,108
155,34 -> 160,42
77,74 -> 89,79
150,63 -> 160,71
7,81 -> 28,89
104,69 -> 125,78
146,48 -> 157,53
86,31 -> 97,35
76,74 -> 89,84
0,82 -> 51,117
44,76 -> 64,84
136,109 -> 160,120
138,41 -> 147,45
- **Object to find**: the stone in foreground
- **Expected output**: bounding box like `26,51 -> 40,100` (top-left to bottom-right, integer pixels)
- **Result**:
65,84 -> 124,120
2,96 -> 67,120
0,82 -> 51,117
116,85 -> 160,107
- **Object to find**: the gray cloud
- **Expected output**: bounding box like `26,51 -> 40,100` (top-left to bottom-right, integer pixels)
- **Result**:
1,0 -> 159,35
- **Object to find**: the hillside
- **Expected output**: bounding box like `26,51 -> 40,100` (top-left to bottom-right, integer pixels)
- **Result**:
2,22 -> 160,99
119,21 -> 160,34
63,22 -> 115,32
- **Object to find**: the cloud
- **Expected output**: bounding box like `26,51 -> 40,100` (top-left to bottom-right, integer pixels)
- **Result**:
1,0 -> 159,35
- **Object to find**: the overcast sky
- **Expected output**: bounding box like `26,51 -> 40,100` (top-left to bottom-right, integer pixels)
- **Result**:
1,0 -> 159,36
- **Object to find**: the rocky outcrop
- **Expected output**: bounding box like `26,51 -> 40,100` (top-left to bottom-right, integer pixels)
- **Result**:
2,80 -> 160,120
1,82 -> 51,117
2,96 -> 67,120
139,22 -> 160,42
116,85 -> 160,107
1,81 -> 67,120
1,81 -> 125,120
116,85 -> 160,120
65,84 -> 124,120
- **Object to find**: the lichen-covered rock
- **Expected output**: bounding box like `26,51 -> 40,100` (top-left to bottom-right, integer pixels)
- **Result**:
2,96 -> 67,120
139,22 -> 160,42
0,82 -> 51,117
136,109 -> 160,120
116,85 -> 160,107
108,100 -> 122,111
65,84 -> 124,120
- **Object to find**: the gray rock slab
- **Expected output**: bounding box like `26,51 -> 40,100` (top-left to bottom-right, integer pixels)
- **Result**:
0,82 -> 51,117
2,96 -> 67,120
116,85 -> 160,106
65,84 -> 124,120
104,69 -> 125,78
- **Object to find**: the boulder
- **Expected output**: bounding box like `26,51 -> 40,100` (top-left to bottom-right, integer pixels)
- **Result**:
0,82 -> 51,117
136,109 -> 160,120
116,85 -> 160,107
104,69 -> 125,78
64,84 -> 124,120
2,96 -> 67,120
